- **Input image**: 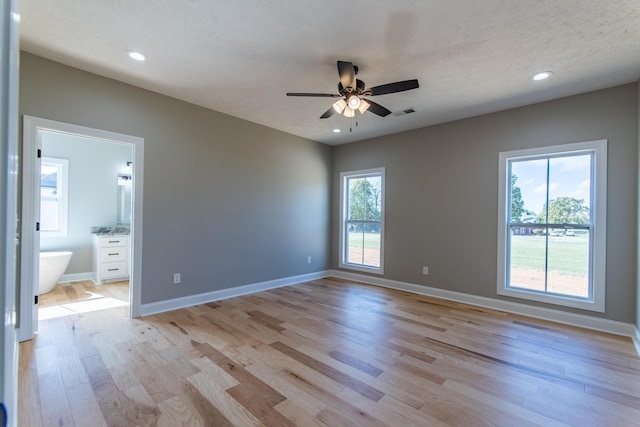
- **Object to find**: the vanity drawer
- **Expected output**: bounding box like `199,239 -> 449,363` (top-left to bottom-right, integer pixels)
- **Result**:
99,247 -> 127,262
100,236 -> 129,247
99,261 -> 127,278
92,234 -> 130,284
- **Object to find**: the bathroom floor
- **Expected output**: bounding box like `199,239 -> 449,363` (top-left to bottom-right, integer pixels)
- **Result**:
38,280 -> 129,320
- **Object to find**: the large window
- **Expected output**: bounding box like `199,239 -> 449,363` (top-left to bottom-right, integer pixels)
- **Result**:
40,157 -> 69,237
339,168 -> 385,274
497,140 -> 606,311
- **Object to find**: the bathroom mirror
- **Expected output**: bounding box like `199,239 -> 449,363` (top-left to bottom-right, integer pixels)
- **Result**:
117,174 -> 132,225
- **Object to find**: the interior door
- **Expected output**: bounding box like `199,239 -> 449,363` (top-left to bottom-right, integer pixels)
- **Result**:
1,0 -> 20,424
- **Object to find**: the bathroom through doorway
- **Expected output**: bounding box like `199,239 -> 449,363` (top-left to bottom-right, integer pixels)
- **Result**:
19,116 -> 144,342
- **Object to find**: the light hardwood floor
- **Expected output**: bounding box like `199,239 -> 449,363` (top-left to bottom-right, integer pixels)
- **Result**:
19,277 -> 640,426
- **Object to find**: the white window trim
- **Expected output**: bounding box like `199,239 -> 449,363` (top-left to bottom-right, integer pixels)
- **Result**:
497,140 -> 607,312
41,156 -> 69,237
339,167 -> 385,275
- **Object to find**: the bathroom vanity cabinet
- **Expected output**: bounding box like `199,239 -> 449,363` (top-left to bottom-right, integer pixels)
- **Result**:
92,234 -> 129,284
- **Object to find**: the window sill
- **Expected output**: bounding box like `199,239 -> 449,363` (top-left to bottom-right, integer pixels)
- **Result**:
497,286 -> 604,313
338,263 -> 384,275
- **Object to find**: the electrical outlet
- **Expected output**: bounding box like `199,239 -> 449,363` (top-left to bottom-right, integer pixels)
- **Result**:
173,273 -> 181,285
422,266 -> 429,275
307,256 -> 312,264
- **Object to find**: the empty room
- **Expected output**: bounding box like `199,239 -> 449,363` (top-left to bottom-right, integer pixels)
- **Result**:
2,1 -> 640,426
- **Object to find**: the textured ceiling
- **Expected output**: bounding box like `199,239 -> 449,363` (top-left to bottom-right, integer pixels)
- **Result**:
19,1 -> 640,145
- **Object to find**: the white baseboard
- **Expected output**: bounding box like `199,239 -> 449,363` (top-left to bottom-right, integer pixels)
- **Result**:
59,272 -> 94,283
330,270 -> 638,343
139,270 -> 331,317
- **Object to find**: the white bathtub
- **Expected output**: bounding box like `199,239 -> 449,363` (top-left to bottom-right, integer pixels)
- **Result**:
39,251 -> 72,295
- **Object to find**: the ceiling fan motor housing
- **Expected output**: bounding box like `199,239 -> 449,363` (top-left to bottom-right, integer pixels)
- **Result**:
338,79 -> 366,96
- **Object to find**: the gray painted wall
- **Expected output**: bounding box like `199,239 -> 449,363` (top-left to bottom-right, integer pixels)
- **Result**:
637,80 -> 640,332
333,83 -> 638,324
20,52 -> 331,305
40,132 -> 133,274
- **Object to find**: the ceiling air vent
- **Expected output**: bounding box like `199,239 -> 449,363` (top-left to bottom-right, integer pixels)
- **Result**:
393,108 -> 416,117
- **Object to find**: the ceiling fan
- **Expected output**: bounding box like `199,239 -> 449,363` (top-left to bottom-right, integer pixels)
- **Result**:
287,60 -> 419,119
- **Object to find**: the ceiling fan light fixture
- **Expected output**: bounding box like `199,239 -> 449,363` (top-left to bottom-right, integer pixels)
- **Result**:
343,108 -> 355,118
358,99 -> 370,114
347,95 -> 361,110
332,99 -> 347,114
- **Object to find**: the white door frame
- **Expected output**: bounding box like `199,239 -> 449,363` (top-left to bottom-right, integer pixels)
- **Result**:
19,116 -> 144,341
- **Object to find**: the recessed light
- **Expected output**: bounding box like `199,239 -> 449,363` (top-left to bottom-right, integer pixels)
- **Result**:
332,128 -> 341,133
531,71 -> 552,81
127,50 -> 147,62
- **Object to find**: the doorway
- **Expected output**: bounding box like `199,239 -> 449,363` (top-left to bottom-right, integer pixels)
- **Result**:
19,116 -> 144,342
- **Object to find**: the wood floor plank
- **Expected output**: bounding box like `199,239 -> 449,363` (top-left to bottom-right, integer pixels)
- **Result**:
270,341 -> 385,402
65,380 -> 108,427
245,357 -> 327,416
35,346 -> 75,427
19,278 -> 640,426
193,341 -> 287,407
179,381 -> 235,427
81,352 -> 162,425
328,349 -> 384,377
157,395 -> 204,427
186,371 -> 261,426
442,379 -> 568,427
18,337 -> 43,427
274,399 -> 327,427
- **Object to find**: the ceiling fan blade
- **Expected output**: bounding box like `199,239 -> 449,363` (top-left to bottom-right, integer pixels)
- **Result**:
337,61 -> 356,91
369,79 -> 419,96
320,107 -> 336,119
287,92 -> 341,97
363,99 -> 392,117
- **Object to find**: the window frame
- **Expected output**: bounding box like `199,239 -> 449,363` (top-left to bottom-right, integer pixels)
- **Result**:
339,167 -> 385,274
40,156 -> 69,237
497,140 -> 607,312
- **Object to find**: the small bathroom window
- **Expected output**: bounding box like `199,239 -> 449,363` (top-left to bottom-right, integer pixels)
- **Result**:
40,157 -> 69,237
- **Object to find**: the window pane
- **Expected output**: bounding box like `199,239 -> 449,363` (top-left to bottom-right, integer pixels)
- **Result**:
509,230 -> 546,291
348,176 -> 382,222
41,163 -> 61,232
510,159 -> 547,223
547,232 -> 589,297
40,157 -> 68,236
40,200 -> 59,231
546,155 -> 591,224
346,224 -> 380,267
